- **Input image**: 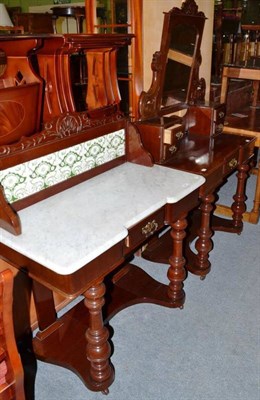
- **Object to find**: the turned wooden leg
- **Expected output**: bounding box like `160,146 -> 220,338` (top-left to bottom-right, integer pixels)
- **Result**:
84,281 -> 114,393
167,216 -> 187,308
250,159 -> 260,221
231,163 -> 250,232
191,193 -> 215,279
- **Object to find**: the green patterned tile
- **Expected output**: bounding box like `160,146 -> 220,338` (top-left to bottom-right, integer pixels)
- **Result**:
0,129 -> 125,203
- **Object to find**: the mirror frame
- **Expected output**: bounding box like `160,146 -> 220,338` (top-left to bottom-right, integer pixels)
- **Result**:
138,0 -> 206,120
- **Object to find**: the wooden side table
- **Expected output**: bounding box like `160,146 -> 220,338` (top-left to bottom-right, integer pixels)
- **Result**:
51,6 -> 85,33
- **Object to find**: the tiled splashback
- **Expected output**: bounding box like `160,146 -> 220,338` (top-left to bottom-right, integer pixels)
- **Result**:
0,129 -> 125,203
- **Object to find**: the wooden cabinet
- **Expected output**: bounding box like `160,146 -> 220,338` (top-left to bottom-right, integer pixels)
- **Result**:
86,0 -> 143,119
212,0 -> 260,81
136,116 -> 184,164
12,12 -> 53,34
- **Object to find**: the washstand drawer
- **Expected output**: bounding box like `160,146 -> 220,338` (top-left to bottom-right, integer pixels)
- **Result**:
223,149 -> 240,175
162,126 -> 184,162
124,207 -> 165,251
163,142 -> 180,161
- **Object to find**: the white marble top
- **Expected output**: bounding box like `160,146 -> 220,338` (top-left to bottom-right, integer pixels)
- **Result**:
0,163 -> 205,275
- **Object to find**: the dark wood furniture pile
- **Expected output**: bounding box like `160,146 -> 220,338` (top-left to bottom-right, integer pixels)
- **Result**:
211,6 -> 260,224
211,0 -> 260,82
0,0 -> 256,398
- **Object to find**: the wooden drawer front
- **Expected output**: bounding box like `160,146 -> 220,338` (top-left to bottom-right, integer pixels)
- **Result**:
163,142 -> 181,161
125,207 -> 165,251
223,149 -> 240,175
163,125 -> 184,145
214,104 -> 226,135
162,126 -> 184,162
136,118 -> 184,164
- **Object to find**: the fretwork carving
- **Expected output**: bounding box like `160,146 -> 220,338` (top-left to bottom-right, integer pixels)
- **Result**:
0,110 -> 124,158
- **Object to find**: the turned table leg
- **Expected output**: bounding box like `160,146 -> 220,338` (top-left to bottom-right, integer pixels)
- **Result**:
186,193 -> 214,279
249,159 -> 260,223
167,216 -> 187,308
231,163 -> 250,232
84,281 -> 114,393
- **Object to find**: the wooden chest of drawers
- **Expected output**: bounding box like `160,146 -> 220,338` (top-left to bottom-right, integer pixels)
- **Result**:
136,115 -> 185,164
186,102 -> 226,137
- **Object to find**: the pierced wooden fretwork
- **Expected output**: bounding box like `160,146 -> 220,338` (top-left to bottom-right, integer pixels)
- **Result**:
0,110 -> 125,160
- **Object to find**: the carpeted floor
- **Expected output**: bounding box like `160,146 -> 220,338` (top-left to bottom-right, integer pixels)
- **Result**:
35,172 -> 260,400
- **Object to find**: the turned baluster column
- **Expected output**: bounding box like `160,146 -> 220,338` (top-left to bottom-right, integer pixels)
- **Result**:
193,193 -> 215,279
252,159 -> 260,218
84,281 -> 114,393
167,216 -> 187,308
231,163 -> 250,232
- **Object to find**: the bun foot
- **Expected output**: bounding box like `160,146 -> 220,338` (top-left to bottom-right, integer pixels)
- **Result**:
102,389 -> 109,395
200,275 -> 206,281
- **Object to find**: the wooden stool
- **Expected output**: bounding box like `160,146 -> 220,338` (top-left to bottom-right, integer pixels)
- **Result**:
51,6 -> 85,33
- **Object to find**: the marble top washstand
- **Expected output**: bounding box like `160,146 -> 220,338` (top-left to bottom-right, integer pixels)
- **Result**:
0,162 -> 204,276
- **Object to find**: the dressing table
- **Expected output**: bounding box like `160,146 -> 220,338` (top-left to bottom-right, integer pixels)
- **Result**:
0,34 -> 205,395
135,0 -> 255,278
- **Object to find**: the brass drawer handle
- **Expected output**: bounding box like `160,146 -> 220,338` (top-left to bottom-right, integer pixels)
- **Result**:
142,220 -> 159,236
216,123 -> 224,132
218,111 -> 225,119
228,158 -> 238,168
169,145 -> 177,154
176,131 -> 183,140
